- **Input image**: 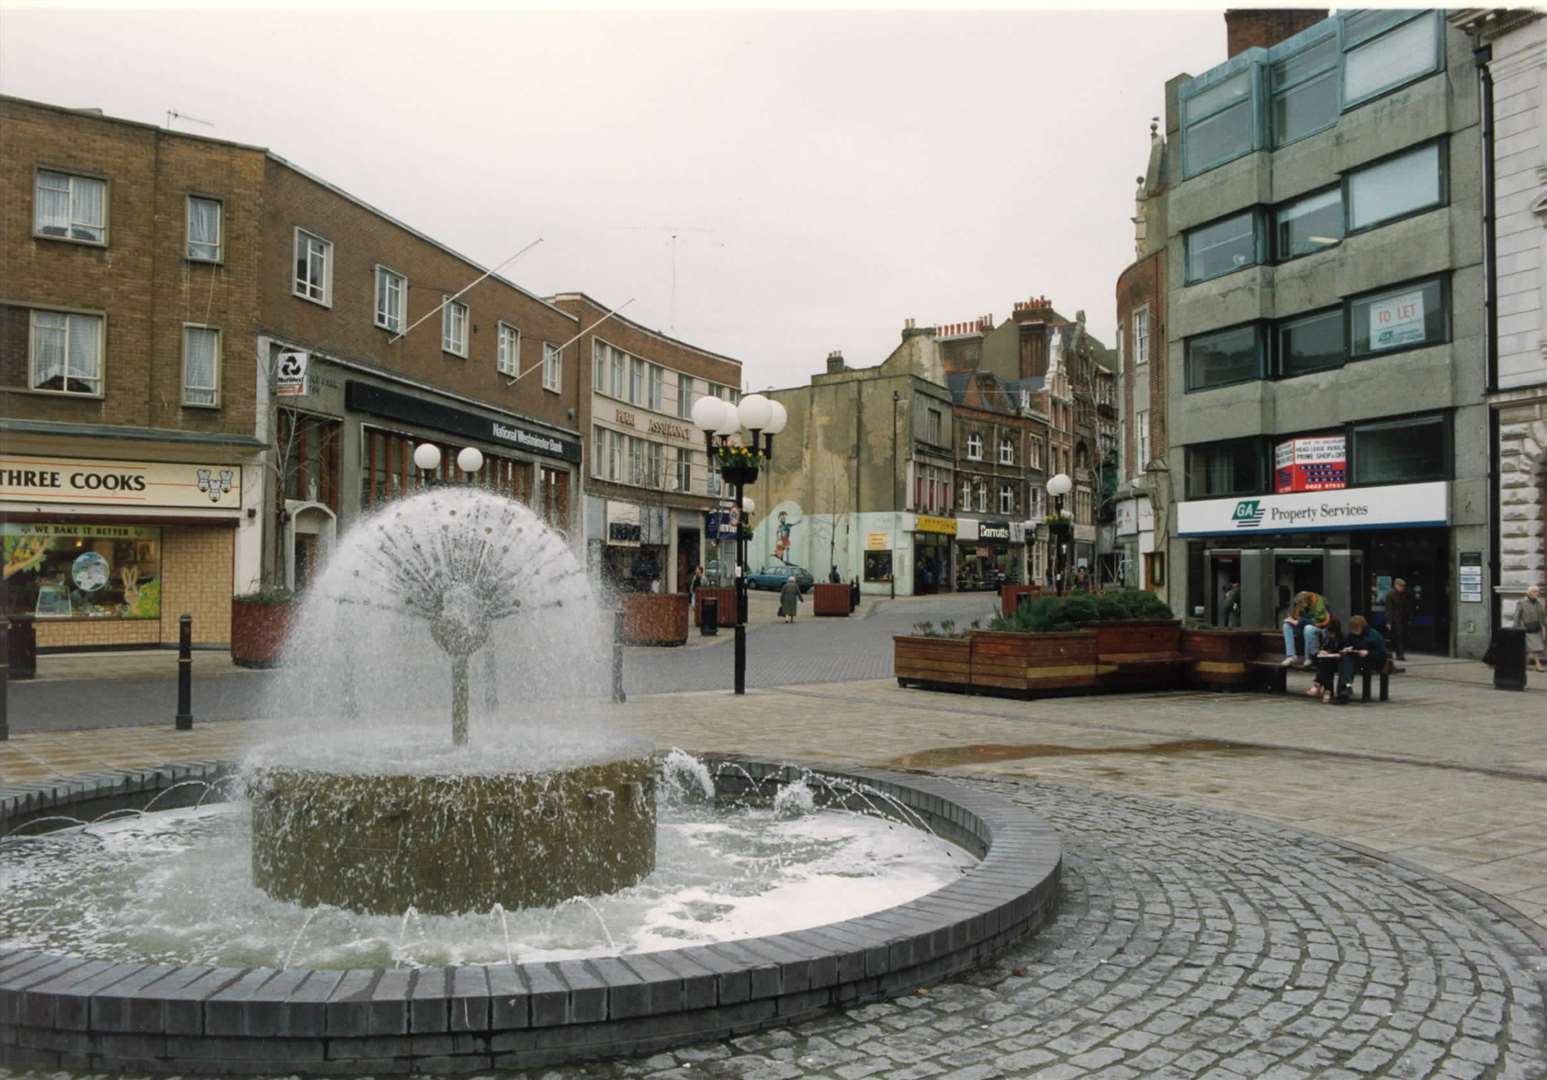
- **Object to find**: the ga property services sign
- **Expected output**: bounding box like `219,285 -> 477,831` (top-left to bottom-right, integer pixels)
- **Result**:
1178,481 -> 1447,537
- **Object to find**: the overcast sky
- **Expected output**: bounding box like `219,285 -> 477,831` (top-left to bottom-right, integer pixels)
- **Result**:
1,5 -> 1230,392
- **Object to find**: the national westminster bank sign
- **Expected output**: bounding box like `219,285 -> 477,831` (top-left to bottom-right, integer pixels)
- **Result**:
1177,481 -> 1448,538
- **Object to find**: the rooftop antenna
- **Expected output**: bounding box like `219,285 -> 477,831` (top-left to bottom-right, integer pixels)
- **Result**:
166,109 -> 214,130
613,225 -> 720,334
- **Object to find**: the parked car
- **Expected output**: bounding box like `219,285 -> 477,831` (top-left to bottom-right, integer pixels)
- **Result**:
746,564 -> 814,593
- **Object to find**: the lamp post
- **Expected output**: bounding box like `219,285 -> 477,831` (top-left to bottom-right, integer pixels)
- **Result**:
692,393 -> 786,695
414,443 -> 485,488
1046,472 -> 1072,595
891,390 -> 900,601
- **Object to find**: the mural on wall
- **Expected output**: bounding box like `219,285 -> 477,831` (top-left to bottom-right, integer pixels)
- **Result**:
754,501 -> 804,569
773,509 -> 801,564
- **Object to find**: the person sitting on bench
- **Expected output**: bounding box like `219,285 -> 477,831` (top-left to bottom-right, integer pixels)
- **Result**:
1281,591 -> 1333,668
1308,615 -> 1345,703
1329,615 -> 1388,703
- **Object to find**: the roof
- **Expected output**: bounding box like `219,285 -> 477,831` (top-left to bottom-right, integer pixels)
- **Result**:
546,292 -> 743,369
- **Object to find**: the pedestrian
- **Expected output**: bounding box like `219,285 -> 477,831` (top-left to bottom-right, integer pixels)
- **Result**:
1223,580 -> 1241,627
779,573 -> 802,624
1515,584 -> 1545,673
689,564 -> 704,607
1280,590 -> 1332,668
1382,577 -> 1411,661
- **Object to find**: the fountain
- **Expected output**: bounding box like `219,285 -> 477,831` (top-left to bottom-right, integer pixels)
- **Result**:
247,487 -> 655,914
0,481 -> 1063,1076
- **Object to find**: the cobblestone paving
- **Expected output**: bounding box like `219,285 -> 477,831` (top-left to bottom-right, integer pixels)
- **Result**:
10,779 -> 1541,1080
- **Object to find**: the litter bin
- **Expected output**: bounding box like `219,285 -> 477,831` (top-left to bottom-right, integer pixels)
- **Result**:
6,615 -> 36,680
1493,627 -> 1526,691
700,595 -> 718,637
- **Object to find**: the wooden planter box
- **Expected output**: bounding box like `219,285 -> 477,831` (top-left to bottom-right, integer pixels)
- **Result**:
694,587 -> 738,628
1181,628 -> 1266,691
231,597 -> 294,669
968,629 -> 1098,695
894,635 -> 973,691
812,582 -> 850,617
623,593 -> 690,646
1000,584 -> 1043,618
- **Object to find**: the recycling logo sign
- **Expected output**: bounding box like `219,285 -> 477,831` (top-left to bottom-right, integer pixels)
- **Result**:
1231,499 -> 1265,529
276,349 -> 308,397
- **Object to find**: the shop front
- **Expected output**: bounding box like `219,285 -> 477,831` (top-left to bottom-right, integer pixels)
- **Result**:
911,514 -> 957,594
1177,481 -> 1462,653
955,519 -> 1018,591
1,452 -> 255,649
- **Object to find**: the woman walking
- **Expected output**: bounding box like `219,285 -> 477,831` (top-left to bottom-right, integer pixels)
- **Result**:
778,574 -> 802,624
1515,584 -> 1545,673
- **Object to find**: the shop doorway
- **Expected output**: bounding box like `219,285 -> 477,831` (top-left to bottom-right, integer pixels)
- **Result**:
1364,528 -> 1449,653
676,527 -> 700,596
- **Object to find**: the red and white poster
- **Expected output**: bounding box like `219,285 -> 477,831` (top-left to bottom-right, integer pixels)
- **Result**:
1274,436 -> 1346,493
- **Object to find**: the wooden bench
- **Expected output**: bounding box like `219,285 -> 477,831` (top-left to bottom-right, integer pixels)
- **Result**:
1245,657 -> 1290,694
1094,622 -> 1192,691
1098,650 -> 1193,690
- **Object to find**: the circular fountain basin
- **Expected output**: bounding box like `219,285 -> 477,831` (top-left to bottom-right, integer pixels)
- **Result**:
0,757 -> 1061,1075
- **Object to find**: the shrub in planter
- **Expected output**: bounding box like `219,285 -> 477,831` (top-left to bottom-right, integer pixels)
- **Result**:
990,589 -> 1172,634
231,588 -> 296,668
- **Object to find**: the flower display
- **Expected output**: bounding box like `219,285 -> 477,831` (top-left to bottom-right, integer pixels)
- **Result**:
714,444 -> 766,470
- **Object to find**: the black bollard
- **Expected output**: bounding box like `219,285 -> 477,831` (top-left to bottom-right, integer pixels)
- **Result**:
1,617 -> 9,742
175,613 -> 193,730
612,609 -> 626,704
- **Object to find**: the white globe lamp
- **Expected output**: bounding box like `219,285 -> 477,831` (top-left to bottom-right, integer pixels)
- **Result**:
764,400 -> 788,435
741,495 -> 755,514
413,443 -> 442,473
1047,472 -> 1073,498
456,447 -> 484,475
736,393 -> 774,433
691,395 -> 728,434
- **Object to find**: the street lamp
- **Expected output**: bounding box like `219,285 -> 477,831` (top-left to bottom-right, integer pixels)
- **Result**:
1046,471 -> 1073,595
891,390 -> 900,600
692,393 -> 785,695
414,442 -> 486,488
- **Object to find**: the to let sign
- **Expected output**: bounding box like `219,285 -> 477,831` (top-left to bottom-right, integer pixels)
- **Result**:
1368,290 -> 1426,352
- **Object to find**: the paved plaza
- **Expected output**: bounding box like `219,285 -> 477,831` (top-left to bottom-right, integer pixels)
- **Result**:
3,595 -> 1546,1078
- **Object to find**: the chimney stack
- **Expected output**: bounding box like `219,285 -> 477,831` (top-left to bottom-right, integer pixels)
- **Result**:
1225,8 -> 1327,58
826,350 -> 846,374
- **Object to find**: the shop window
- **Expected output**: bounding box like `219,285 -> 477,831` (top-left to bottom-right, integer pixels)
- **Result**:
182,325 -> 220,407
1270,32 -> 1339,147
2,523 -> 161,620
441,298 -> 468,357
1346,142 -> 1444,233
499,323 -> 520,376
1184,210 -> 1262,284
30,309 -> 103,396
1341,10 -> 1443,109
1180,65 -> 1259,178
967,432 -> 983,460
35,169 -> 107,244
542,342 -> 561,393
1277,308 -> 1344,377
375,267 -> 406,333
1275,187 -> 1343,261
1350,413 -> 1449,486
279,411 -> 341,510
1186,438 -> 1262,498
293,228 -> 332,306
1185,323 -> 1263,392
186,195 -> 222,262
1349,276 -> 1447,358
864,550 -> 893,583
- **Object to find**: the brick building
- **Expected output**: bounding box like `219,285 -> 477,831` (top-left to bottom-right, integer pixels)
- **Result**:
1,96 -> 267,648
551,292 -> 743,596
1,94 -> 589,648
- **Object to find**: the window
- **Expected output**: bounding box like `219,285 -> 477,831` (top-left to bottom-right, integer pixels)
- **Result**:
1270,34 -> 1339,147
675,449 -> 694,493
441,298 -> 468,357
967,432 -> 983,460
1136,410 -> 1151,473
592,426 -> 606,478
999,484 -> 1014,515
1185,210 -> 1261,283
1350,276 -> 1447,358
593,341 -> 606,391
29,310 -> 102,395
1278,308 -> 1344,377
630,358 -> 644,404
1186,439 -> 1262,498
375,267 -> 406,332
961,479 -> 972,509
182,325 -> 220,407
186,196 -> 221,262
607,429 -> 621,481
1275,187 -> 1343,260
1185,324 -> 1263,391
999,437 -> 1014,466
926,408 -> 942,444
1030,438 -> 1042,469
542,342 -> 561,392
646,442 -> 663,489
1133,307 -> 1150,366
498,323 -> 521,376
1347,142 -> 1444,233
2,523 -> 161,621
976,481 -> 989,513
628,437 -> 643,486
1181,66 -> 1258,178
1342,11 -> 1442,108
611,348 -> 626,398
647,364 -> 663,411
34,170 -> 106,244
678,374 -> 694,419
293,229 -> 332,305
1351,414 -> 1448,485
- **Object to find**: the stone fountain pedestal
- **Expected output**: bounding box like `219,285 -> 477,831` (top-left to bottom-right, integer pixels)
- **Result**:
248,756 -> 656,914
